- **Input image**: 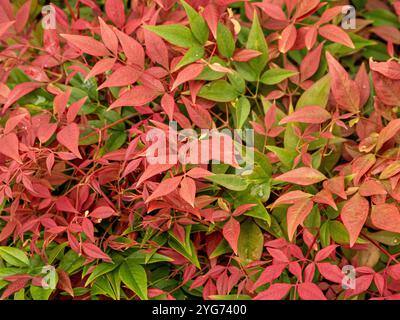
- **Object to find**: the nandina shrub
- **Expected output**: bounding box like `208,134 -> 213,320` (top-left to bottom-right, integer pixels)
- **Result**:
0,0 -> 400,300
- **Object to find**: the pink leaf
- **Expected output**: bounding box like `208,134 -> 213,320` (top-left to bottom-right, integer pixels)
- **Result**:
341,193 -> 369,247
319,24 -> 354,48
280,105 -> 331,124
85,58 -> 116,80
179,177 -> 196,207
0,133 -> 22,163
161,93 -> 175,120
145,176 -> 183,203
287,198 -> 313,241
3,82 -> 41,112
60,34 -> 110,56
252,263 -> 287,290
114,28 -> 145,70
99,17 -> 118,55
275,167 -> 327,186
297,282 -> 326,300
223,217 -> 240,255
105,0 -> 125,28
56,123 -> 82,159
82,242 -> 112,262
98,65 -> 142,89
254,283 -> 292,300
300,42 -> 323,81
172,64 -> 205,91
279,24 -> 297,53
90,206 -> 116,219
67,97 -> 87,123
15,0 -> 31,32
371,203 -> 400,233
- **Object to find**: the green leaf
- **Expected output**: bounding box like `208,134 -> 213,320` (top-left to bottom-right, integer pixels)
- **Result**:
144,24 -> 198,48
238,220 -> 264,262
266,146 -> 296,169
210,294 -> 252,300
329,221 -> 367,245
104,131 -> 127,152
217,23 -> 235,58
174,46 -> 205,70
206,174 -> 248,191
85,262 -> 119,286
260,68 -> 298,85
92,275 -> 117,299
59,250 -> 85,275
30,285 -> 54,300
234,192 -> 271,223
198,80 -> 239,102
296,74 -> 331,109
181,0 -> 209,44
0,247 -> 30,267
234,97 -> 251,129
246,12 -> 268,76
227,71 -> 246,94
119,260 -> 148,300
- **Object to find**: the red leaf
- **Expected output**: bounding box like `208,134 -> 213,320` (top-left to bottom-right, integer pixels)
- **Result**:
326,52 -> 360,113
0,20 -> 15,38
324,176 -> 347,199
98,65 -> 142,89
371,70 -> 400,106
371,203 -> 400,233
275,167 -> 327,186
312,189 -> 337,210
1,278 -> 30,300
172,64 -> 205,91
315,245 -> 338,262
279,24 -> 297,53
14,0 -> 31,32
105,0 -> 125,28
99,17 -> 118,55
232,49 -> 262,62
352,154 -> 376,185
57,269 -> 74,297
37,123 -> 57,144
203,3 -> 219,38
232,204 -> 256,216
252,263 -> 287,290
317,262 -> 343,283
341,193 -> 369,247
354,63 -> 370,107
179,177 -> 196,207
254,283 -> 292,300
56,196 -> 78,213
90,206 -> 116,219
370,59 -> 400,80
280,105 -> 331,124
359,179 -> 387,197
3,82 -> 41,112
136,163 -> 174,186
67,97 -> 87,123
287,198 -> 313,241
186,167 -> 214,179
300,42 -> 323,81
144,29 -> 169,70
161,93 -> 175,120
109,85 -> 160,109
85,58 -> 116,80
182,96 -> 213,129
272,191 -> 313,208
82,242 -> 112,262
0,133 -> 22,163
114,29 -> 145,69
297,282 -> 326,300
305,26 -> 318,50
223,217 -> 240,255
318,24 -> 354,48
82,218 -> 95,242
376,119 -> 400,151
56,123 -> 82,159
255,2 -> 287,20
60,34 -> 110,56
145,176 -> 183,203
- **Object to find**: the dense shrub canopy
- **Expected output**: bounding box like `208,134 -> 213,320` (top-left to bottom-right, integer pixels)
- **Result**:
0,0 -> 400,300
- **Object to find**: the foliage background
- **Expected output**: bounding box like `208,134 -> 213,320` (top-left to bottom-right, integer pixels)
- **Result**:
0,0 -> 400,300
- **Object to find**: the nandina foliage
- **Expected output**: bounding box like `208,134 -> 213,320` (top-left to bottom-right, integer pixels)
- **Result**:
0,0 -> 400,300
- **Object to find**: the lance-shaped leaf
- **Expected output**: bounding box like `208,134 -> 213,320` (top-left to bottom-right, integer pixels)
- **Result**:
56,123 -> 82,159
376,119 -> 400,151
222,217 -> 240,255
341,193 -> 369,247
105,0 -> 125,27
275,167 -> 327,186
144,24 -> 198,48
254,283 -> 292,300
279,24 -> 297,53
260,68 -> 298,85
0,133 -> 22,164
371,204 -> 400,233
181,0 -> 209,44
280,105 -> 331,124
119,260 -> 148,300
246,12 -> 268,75
217,23 -> 235,58
319,24 -> 354,48
287,198 -> 313,241
60,34 -> 110,56
145,176 -> 182,203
